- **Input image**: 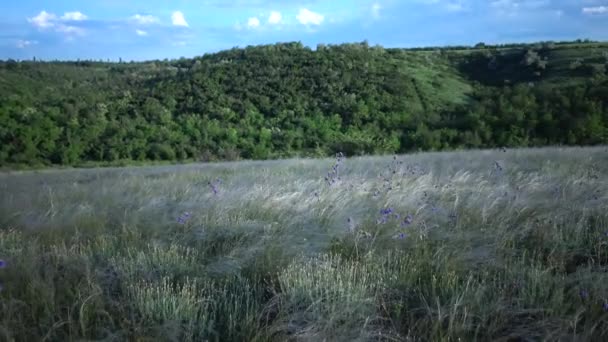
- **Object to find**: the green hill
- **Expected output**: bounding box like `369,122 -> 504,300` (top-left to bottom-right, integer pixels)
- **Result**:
1,40 -> 607,167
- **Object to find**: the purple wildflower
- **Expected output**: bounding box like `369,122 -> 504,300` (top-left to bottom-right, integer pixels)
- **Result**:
177,212 -> 191,225
380,208 -> 394,215
401,214 -> 413,227
580,289 -> 589,300
393,232 -> 407,240
603,302 -> 608,312
208,179 -> 221,195
0,259 -> 5,268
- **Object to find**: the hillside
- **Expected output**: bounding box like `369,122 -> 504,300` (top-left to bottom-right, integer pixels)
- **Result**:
1,40 -> 607,167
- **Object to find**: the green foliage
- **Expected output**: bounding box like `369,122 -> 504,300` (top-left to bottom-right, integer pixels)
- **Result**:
0,40 -> 607,167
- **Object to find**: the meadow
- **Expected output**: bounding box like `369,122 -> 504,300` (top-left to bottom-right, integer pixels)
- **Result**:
0,146 -> 607,341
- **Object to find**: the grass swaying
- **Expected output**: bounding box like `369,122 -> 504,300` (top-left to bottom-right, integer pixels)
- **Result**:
1,146 -> 608,341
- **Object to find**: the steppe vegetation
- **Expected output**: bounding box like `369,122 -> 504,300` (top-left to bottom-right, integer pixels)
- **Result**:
1,146 -> 607,341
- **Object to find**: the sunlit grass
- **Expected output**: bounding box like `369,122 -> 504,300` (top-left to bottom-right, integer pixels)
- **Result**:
1,146 -> 607,340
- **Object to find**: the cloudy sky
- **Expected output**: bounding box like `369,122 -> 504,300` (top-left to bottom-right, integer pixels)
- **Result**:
1,0 -> 607,61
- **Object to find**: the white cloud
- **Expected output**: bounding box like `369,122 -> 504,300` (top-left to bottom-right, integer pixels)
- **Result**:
582,6 -> 608,14
28,10 -> 57,29
130,14 -> 160,25
16,40 -> 37,48
55,24 -> 86,36
491,0 -> 549,10
61,11 -> 87,21
371,3 -> 381,19
296,8 -> 324,25
136,29 -> 148,36
268,11 -> 282,24
29,10 -> 89,30
247,17 -> 260,28
446,2 -> 465,12
171,11 -> 189,27
27,11 -> 86,37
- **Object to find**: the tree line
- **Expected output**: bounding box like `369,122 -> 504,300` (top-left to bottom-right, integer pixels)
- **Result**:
1,41 -> 607,167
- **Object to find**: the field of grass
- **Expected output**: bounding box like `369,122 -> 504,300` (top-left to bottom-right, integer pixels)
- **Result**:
1,146 -> 608,341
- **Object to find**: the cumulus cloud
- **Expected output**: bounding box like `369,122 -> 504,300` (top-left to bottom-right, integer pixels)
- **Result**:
582,6 -> 608,14
130,14 -> 160,25
247,17 -> 260,28
171,11 -> 189,27
16,40 -> 37,48
28,10 -> 57,28
136,29 -> 148,36
296,8 -> 324,25
55,24 -> 86,36
61,11 -> 87,21
27,10 -> 87,38
268,11 -> 282,24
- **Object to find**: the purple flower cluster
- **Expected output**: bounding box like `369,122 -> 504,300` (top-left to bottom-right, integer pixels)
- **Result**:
577,288 -> 608,312
378,156 -> 406,194
0,259 -> 5,292
375,208 -> 414,239
325,152 -> 345,186
401,214 -> 414,227
377,207 -> 396,224
208,178 -> 221,195
177,212 -> 191,225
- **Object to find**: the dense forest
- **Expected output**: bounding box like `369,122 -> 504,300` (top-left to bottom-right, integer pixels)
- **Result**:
1,40 -> 607,167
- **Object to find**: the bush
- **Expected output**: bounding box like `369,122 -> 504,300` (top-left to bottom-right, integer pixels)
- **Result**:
147,143 -> 176,160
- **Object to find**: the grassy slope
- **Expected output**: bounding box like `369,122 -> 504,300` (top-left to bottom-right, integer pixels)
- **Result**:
1,147 -> 608,340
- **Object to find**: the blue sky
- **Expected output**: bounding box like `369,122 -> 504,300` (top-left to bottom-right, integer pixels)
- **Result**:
1,0 -> 607,61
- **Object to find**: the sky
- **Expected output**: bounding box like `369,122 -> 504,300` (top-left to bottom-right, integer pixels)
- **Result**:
1,0 -> 607,61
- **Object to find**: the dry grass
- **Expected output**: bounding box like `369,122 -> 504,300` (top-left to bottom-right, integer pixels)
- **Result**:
1,146 -> 607,341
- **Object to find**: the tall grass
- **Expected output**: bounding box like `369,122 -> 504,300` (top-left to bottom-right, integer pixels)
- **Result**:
1,146 -> 607,341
